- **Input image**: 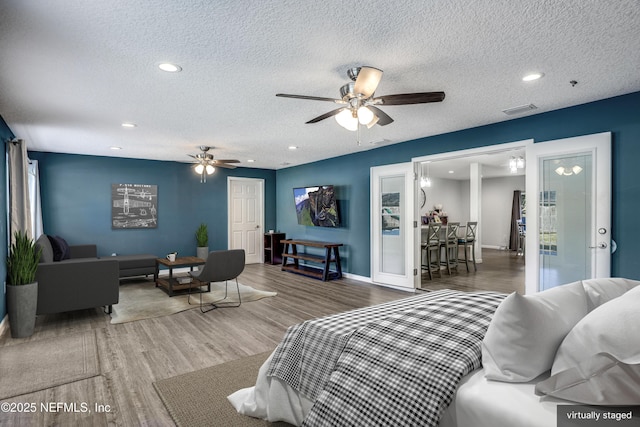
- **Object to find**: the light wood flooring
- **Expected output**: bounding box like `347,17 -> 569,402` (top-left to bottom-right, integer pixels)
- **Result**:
0,249 -> 523,426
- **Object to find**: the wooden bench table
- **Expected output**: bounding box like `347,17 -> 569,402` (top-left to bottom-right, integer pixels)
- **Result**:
281,239 -> 343,281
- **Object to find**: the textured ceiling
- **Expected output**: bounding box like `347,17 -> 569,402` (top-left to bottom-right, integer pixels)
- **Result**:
1,1 -> 639,170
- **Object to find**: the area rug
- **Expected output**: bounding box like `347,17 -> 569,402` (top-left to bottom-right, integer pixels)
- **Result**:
0,330 -> 99,400
154,351 -> 291,426
111,280 -> 277,324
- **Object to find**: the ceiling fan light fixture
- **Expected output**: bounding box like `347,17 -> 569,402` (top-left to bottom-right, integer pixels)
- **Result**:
335,109 -> 358,131
205,165 -> 215,174
366,114 -> 379,129
194,164 -> 205,174
357,106 -> 374,125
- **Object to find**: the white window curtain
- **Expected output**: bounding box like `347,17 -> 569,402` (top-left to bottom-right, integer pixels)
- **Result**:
7,139 -> 32,241
28,159 -> 43,239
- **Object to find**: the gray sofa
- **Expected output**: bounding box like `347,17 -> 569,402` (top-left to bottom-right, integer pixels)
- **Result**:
35,235 -> 119,315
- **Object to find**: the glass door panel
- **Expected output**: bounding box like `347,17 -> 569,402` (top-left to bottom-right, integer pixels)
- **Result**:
381,176 -> 405,275
539,154 -> 592,290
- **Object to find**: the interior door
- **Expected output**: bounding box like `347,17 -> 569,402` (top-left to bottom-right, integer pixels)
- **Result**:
228,177 -> 264,264
525,132 -> 611,294
371,163 -> 416,290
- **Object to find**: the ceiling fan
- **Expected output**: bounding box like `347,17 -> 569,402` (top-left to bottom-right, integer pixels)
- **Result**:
276,66 -> 445,131
188,146 -> 239,183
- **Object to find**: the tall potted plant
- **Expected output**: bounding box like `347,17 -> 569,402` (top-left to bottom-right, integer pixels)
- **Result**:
195,223 -> 209,262
7,230 -> 41,338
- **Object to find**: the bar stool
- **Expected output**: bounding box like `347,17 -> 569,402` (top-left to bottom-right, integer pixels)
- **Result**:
421,223 -> 442,280
440,222 -> 460,275
457,221 -> 478,272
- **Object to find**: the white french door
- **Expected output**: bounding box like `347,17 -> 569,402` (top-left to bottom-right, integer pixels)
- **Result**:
525,132 -> 611,294
371,163 -> 416,291
228,177 -> 264,264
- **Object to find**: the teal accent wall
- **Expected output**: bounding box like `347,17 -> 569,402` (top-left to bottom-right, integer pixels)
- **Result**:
29,152 -> 277,258
276,91 -> 640,278
0,117 -> 12,321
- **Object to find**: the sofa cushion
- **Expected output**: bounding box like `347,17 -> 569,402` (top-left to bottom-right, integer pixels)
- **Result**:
35,234 -> 54,263
47,235 -> 71,261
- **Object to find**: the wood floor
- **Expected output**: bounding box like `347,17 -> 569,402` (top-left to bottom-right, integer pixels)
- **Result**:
0,249 -> 523,426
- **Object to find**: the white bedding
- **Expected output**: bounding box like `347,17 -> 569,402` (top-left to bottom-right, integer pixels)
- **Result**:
229,358 -> 565,427
441,369 -> 565,427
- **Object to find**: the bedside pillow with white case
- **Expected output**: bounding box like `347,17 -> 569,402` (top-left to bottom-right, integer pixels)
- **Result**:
482,281 -> 588,382
536,285 -> 640,405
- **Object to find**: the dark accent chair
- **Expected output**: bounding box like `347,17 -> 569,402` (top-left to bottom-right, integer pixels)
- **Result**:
188,249 -> 245,313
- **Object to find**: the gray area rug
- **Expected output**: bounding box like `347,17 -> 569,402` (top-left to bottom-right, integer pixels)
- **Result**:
154,351 -> 291,427
0,330 -> 100,400
111,280 -> 277,324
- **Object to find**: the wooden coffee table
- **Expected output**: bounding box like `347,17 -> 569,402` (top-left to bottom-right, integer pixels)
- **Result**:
154,256 -> 206,297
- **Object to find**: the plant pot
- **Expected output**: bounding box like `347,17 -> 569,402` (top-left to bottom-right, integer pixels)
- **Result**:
7,281 -> 38,338
196,246 -> 209,270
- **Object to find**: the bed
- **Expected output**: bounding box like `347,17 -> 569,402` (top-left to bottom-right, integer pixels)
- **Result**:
229,279 -> 640,426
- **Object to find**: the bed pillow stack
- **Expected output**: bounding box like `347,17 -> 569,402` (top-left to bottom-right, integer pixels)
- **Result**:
481,281 -> 588,382
482,277 -> 640,405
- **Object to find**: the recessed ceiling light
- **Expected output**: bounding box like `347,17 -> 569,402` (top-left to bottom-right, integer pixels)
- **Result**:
448,170 -> 454,174
288,146 -> 298,150
247,159 -> 255,163
121,122 -> 137,128
158,63 -> 182,73
522,72 -> 544,82
110,146 -> 122,150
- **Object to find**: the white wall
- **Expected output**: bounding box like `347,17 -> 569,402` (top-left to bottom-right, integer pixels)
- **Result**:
423,175 -> 524,249
422,178 -> 467,222
481,175 -> 525,249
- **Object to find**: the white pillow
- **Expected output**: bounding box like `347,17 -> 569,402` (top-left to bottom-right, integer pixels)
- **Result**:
581,277 -> 640,311
482,281 -> 588,382
551,284 -> 640,375
535,352 -> 640,405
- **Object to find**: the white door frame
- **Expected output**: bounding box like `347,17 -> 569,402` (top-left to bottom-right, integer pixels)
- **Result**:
371,162 -> 416,291
524,132 -> 611,294
227,177 -> 265,263
412,139 -> 534,287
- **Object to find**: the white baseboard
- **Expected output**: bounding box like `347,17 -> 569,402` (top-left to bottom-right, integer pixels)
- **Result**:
342,272 -> 415,293
342,272 -> 372,284
482,245 -> 504,250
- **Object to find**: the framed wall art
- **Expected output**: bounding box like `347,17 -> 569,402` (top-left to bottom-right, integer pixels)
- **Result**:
111,183 -> 158,229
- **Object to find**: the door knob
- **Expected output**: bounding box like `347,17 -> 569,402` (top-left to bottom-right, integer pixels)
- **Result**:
589,242 -> 608,249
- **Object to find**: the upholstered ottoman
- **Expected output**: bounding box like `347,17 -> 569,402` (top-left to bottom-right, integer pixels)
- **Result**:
112,254 -> 157,278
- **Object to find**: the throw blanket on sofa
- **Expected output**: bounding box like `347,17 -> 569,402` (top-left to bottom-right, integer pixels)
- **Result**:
267,289 -> 505,426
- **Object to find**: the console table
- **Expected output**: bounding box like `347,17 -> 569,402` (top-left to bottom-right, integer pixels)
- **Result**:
281,239 -> 343,281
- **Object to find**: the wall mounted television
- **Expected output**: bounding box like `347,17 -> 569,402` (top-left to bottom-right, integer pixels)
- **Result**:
293,185 -> 340,227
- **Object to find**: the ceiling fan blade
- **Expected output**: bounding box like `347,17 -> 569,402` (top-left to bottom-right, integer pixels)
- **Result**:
353,66 -> 383,98
375,91 -> 445,105
214,159 -> 240,164
187,154 -> 197,159
213,162 -> 237,169
276,93 -> 345,104
306,107 -> 346,124
367,106 -> 394,126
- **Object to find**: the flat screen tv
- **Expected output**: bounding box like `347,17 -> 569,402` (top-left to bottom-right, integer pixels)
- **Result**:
293,185 -> 339,227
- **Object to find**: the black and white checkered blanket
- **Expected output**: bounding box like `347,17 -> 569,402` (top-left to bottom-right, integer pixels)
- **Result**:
267,289 -> 505,426
267,290 -> 506,426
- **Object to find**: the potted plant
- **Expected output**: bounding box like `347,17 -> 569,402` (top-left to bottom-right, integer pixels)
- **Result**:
195,223 -> 209,262
6,230 -> 42,338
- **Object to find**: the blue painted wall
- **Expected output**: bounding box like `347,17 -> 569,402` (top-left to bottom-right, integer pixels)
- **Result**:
28,152 -> 277,258
276,91 -> 640,278
0,117 -> 12,321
